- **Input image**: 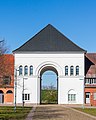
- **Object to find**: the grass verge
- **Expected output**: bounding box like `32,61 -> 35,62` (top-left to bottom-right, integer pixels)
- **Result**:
74,108 -> 96,117
41,89 -> 57,104
0,106 -> 32,120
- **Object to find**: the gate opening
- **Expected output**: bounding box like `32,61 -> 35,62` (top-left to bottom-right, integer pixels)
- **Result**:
40,66 -> 58,104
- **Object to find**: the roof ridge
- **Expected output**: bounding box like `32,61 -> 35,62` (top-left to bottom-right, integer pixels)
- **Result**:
13,24 -> 86,53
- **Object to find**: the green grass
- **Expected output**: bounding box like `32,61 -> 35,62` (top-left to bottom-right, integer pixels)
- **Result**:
41,89 -> 57,104
0,106 -> 32,120
75,108 -> 96,117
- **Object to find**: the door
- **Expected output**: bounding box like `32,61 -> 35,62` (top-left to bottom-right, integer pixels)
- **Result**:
86,92 -> 90,104
0,94 -> 4,103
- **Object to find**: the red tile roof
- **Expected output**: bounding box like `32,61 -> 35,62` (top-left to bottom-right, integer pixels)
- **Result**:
86,53 -> 96,77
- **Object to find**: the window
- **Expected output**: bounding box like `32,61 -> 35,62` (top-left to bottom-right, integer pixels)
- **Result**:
0,90 -> 4,103
86,92 -> 90,98
70,66 -> 74,76
3,76 -> 11,85
28,94 -> 30,100
76,66 -> 79,75
30,66 -> 33,75
91,79 -> 94,84
25,94 -> 27,100
85,79 -> 90,84
0,90 -> 3,94
85,78 -> 96,84
68,89 -> 76,102
68,94 -> 76,101
65,66 -> 68,76
22,94 -> 30,100
19,65 -> 23,75
22,94 -> 24,100
6,90 -> 13,94
94,79 -> 96,84
24,66 -> 28,75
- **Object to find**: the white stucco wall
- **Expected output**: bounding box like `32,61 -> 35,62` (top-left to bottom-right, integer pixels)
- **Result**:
14,52 -> 85,104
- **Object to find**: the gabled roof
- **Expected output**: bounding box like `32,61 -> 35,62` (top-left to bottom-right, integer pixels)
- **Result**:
85,53 -> 96,77
86,53 -> 96,64
13,24 -> 86,53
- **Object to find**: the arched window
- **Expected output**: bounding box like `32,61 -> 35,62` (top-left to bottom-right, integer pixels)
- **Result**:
65,66 -> 68,76
29,66 -> 33,75
6,90 -> 13,94
0,90 -> 3,94
70,66 -> 74,76
24,66 -> 28,75
19,65 -> 23,75
68,89 -> 76,102
76,66 -> 79,75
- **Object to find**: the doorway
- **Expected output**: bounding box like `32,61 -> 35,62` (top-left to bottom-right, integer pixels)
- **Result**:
85,92 -> 90,104
0,90 -> 4,103
40,66 -> 58,104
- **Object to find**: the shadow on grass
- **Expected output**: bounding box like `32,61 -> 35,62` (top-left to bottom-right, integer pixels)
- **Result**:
0,106 -> 32,120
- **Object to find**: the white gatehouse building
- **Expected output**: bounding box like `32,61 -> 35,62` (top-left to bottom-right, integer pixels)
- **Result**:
13,24 -> 86,104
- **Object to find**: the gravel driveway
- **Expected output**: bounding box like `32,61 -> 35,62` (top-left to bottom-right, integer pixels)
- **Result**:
31,105 -> 96,120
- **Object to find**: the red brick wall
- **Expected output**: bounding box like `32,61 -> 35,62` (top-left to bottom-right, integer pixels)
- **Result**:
0,88 -> 14,103
0,54 -> 14,103
85,88 -> 96,106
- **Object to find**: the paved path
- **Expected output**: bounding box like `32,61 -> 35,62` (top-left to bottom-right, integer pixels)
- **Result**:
26,106 -> 36,120
26,105 -> 96,120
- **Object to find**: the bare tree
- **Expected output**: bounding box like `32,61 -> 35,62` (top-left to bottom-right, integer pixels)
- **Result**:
0,40 -> 12,86
0,40 -> 8,54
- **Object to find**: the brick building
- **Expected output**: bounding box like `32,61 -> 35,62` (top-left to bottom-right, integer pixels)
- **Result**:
85,53 -> 96,106
0,54 -> 14,104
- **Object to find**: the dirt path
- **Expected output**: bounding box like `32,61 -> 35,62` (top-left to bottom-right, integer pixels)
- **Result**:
32,105 -> 96,120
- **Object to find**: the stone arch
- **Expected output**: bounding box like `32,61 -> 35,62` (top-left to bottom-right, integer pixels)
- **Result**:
6,89 -> 13,103
40,66 -> 58,76
68,89 -> 76,94
39,64 -> 59,104
35,61 -> 63,76
36,61 -> 63,104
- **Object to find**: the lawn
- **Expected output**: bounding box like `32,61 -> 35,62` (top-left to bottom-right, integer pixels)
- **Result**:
75,108 -> 96,117
0,106 -> 32,120
41,89 -> 57,104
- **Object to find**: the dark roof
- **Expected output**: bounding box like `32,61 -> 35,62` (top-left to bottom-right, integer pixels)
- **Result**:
13,24 -> 86,53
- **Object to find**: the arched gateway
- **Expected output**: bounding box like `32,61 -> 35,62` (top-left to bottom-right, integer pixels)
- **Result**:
40,66 -> 58,104
13,24 -> 86,105
36,62 -> 60,104
35,61 -> 62,104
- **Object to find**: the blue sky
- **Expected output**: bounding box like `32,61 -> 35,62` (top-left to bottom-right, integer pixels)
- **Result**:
0,0 -> 96,87
0,0 -> 96,53
42,71 -> 57,88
